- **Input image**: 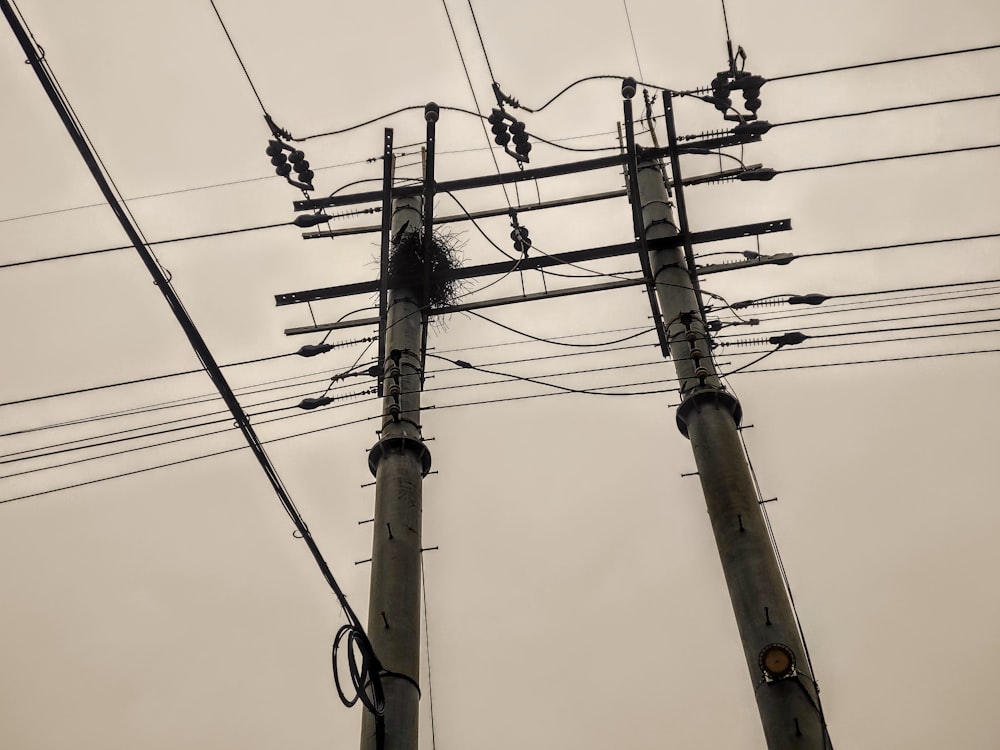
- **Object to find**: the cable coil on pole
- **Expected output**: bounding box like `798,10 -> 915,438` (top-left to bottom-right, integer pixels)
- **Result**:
332,623 -> 386,715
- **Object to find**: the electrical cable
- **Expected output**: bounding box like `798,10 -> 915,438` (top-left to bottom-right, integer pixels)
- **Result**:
732,346 -> 1000,377
438,0 -> 513,208
469,310 -> 656,347
0,389 -> 376,481
718,345 -> 784,377
5,356 -> 677,481
745,288 -> 1000,326
717,306 -> 1000,341
0,343 -> 353,409
0,366 -> 379,464
622,1 -> 645,80
733,276 -> 1000,312
13,338 -> 1000,502
797,230 -> 1000,260
0,219 -> 294,270
426,352 -> 670,397
208,0 -> 268,116
420,555 -> 439,750
466,0 -> 497,83
4,340 -> 657,455
1,3 -> 385,719
722,325 -> 1000,359
768,42 -> 1000,82
778,142 -> 1000,175
772,92 -> 1000,129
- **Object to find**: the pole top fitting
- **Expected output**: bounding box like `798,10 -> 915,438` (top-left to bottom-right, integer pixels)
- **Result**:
621,77 -> 637,99
425,102 -> 440,122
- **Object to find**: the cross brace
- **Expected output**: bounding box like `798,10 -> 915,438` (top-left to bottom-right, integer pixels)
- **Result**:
274,218 -> 791,307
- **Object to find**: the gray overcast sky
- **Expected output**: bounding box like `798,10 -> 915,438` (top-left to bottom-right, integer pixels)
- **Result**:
2,1 -> 1000,748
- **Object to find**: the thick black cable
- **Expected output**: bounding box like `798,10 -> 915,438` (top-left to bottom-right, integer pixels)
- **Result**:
769,42 -> 1000,82
466,0 -> 497,83
1,1 -> 383,715
208,0 -> 267,115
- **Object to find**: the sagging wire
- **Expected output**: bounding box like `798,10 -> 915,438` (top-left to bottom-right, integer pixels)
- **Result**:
426,353 -> 674,397
469,310 -> 656,348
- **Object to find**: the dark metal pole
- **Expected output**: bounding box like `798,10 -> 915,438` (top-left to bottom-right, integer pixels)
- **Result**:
420,104 -> 438,382
662,91 -> 708,322
377,129 -> 394,397
635,145 -> 832,748
622,79 -> 670,357
361,195 -> 430,750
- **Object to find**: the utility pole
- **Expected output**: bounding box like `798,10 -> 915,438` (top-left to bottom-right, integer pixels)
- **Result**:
634,92 -> 830,747
360,193 -> 431,750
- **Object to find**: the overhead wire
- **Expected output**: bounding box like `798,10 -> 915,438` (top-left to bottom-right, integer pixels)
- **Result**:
622,0 -> 645,80
438,0 -> 513,208
768,42 -> 1000,83
771,92 -> 1000,129
2,3 -> 386,718
778,142 -> 1000,175
11,334 -> 1000,502
0,218 -> 295,270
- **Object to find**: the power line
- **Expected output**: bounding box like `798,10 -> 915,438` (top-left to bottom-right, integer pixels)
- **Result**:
465,0 -> 498,84
208,0 -> 267,115
11,337 -> 1000,504
0,341 -> 373,409
0,219 -> 294,271
779,142 -> 1000,175
0,388 -> 376,481
797,231 -> 1000,260
1,5 -> 383,699
772,92 -> 1000,129
439,0 -> 513,208
622,1 -> 645,80
768,42 -> 1000,82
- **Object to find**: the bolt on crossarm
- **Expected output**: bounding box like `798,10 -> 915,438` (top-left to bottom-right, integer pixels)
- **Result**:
361,195 -> 432,750
635,155 -> 832,748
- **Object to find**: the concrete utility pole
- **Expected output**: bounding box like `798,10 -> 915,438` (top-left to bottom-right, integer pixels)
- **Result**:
360,194 -> 431,750
636,157 -> 830,747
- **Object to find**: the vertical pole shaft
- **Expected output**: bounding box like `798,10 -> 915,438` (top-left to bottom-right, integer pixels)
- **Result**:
361,195 -> 430,750
636,98 -> 831,748
419,104 -> 439,383
377,129 -> 395,398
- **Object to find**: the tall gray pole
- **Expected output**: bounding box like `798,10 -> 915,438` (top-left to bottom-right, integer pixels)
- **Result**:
636,157 -> 831,748
361,195 -> 431,750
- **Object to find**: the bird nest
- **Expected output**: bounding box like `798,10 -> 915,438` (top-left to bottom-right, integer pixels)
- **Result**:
387,228 -> 465,308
